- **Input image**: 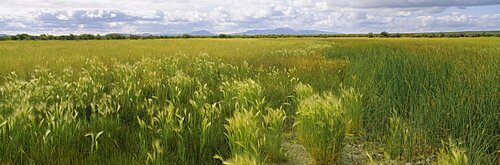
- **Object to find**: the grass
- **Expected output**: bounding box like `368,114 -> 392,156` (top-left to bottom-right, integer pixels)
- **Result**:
294,85 -> 346,164
435,138 -> 469,165
0,38 -> 499,164
325,38 -> 499,163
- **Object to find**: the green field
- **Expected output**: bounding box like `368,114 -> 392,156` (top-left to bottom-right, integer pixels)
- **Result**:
0,38 -> 498,164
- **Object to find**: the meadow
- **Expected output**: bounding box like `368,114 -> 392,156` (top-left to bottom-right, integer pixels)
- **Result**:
0,38 -> 498,164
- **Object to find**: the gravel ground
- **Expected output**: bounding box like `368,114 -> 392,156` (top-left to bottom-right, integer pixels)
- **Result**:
275,133 -> 436,165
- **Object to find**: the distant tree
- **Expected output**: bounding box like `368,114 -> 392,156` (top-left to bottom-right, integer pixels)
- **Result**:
105,33 -> 126,40
368,32 -> 374,38
218,34 -> 229,38
79,34 -> 95,40
0,36 -> 10,41
66,34 -> 77,40
39,34 -> 49,40
95,34 -> 102,40
15,33 -> 31,40
380,31 -> 389,37
181,34 -> 191,38
47,35 -> 56,40
129,35 -> 140,40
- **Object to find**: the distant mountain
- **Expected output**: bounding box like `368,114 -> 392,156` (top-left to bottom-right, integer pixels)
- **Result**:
235,28 -> 339,35
189,30 -> 216,36
297,30 -> 340,35
132,33 -> 155,36
237,28 -> 296,35
115,33 -> 131,37
0,34 -> 8,36
117,33 -> 176,36
158,33 -> 177,36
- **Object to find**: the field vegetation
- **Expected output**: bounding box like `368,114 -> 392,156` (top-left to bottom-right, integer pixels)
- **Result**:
0,38 -> 498,164
1,31 -> 499,41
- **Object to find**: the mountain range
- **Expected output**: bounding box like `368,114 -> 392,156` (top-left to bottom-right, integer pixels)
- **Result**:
234,28 -> 339,35
180,28 -> 339,36
189,30 -> 216,36
0,28 -> 340,37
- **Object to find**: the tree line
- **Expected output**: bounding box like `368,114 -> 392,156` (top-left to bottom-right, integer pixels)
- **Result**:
1,31 -> 499,41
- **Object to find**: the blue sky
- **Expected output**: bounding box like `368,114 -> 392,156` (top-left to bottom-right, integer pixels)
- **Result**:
0,0 -> 499,34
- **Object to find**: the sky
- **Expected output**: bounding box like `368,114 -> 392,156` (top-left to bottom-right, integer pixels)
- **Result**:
1,0 -> 499,35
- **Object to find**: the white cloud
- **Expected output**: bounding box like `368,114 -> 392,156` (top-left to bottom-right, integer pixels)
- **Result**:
7,22 -> 26,28
0,0 -> 499,34
56,14 -> 70,21
328,0 -> 500,8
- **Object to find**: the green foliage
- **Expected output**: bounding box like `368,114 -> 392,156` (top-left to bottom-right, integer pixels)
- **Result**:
325,38 -> 499,163
385,112 -> 415,159
294,83 -> 314,100
294,86 -> 346,164
1,31 -> 498,41
218,34 -> 230,38
262,107 -> 286,161
0,38 -> 498,164
0,52 -> 294,164
341,86 -> 363,134
368,32 -> 374,38
224,109 -> 264,164
181,34 -> 192,38
221,79 -> 265,111
435,138 -> 469,165
380,31 -> 389,37
219,80 -> 287,164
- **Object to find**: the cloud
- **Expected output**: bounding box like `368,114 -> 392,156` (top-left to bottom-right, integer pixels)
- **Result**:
0,0 -> 499,34
417,13 -> 500,30
327,0 -> 500,8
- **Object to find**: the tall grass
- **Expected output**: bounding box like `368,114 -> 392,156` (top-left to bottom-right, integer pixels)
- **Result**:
0,53 -> 292,164
224,109 -> 264,163
341,86 -> 363,134
1,38 -> 498,164
294,84 -> 346,164
262,107 -> 286,161
326,38 -> 499,163
435,138 -> 469,165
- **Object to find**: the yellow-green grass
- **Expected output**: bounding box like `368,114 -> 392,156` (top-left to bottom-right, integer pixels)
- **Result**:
0,38 -> 329,80
0,38 -> 499,164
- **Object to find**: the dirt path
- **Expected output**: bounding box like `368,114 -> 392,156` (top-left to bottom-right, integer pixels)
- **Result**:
277,132 -> 435,165
274,133 -> 313,165
277,133 -> 369,165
